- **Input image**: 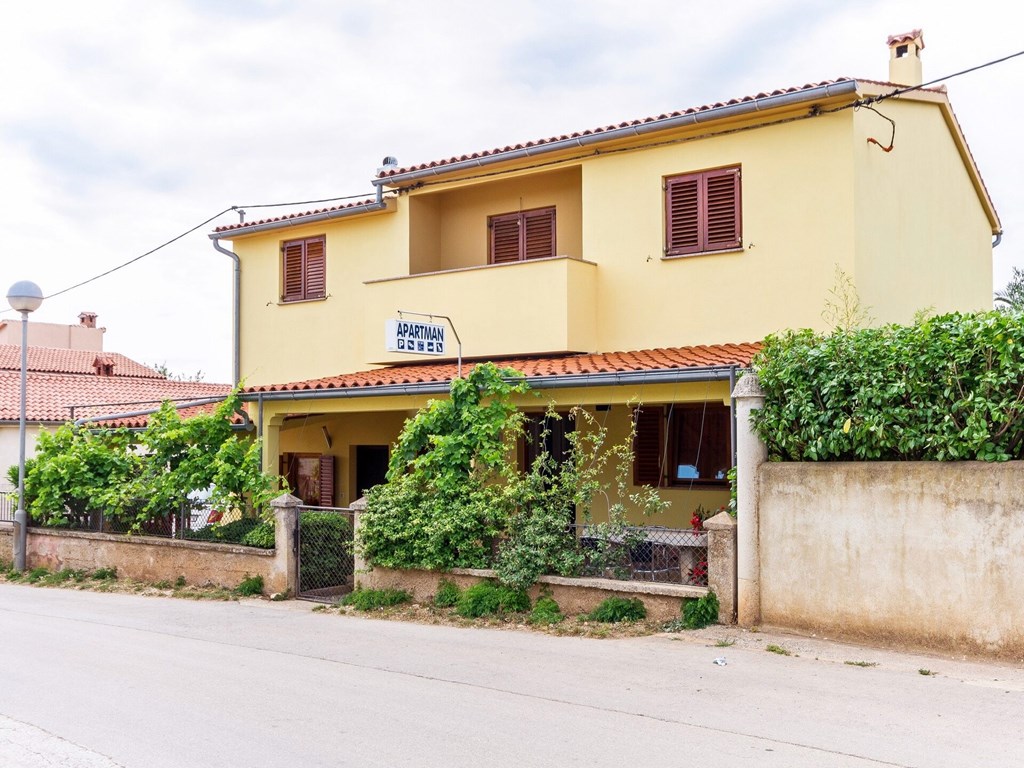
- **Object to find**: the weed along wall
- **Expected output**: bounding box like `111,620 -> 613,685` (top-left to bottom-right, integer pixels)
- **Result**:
757,462 -> 1024,658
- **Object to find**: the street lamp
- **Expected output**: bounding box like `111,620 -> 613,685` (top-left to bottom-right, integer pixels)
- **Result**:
7,280 -> 42,572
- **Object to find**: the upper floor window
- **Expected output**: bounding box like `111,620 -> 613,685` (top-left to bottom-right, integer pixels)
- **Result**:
633,403 -> 731,488
665,167 -> 741,257
488,207 -> 556,264
281,235 -> 326,302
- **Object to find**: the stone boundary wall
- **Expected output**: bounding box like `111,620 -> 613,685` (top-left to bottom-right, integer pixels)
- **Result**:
3,503 -> 298,595
358,566 -> 707,623
758,461 -> 1024,659
0,522 -> 12,564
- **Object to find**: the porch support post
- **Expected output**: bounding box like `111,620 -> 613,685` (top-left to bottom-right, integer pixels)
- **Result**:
732,373 -> 766,627
350,496 -> 368,582
269,493 -> 301,597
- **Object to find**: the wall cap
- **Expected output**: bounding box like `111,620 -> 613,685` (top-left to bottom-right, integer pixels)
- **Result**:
704,511 -> 737,531
731,372 -> 764,400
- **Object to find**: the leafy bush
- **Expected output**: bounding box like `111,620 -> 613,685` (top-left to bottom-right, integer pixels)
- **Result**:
186,517 -> 274,548
92,567 -> 117,580
299,513 -> 353,592
753,312 -> 1024,461
587,597 -> 646,623
234,574 -> 264,596
341,588 -> 411,611
682,591 -> 719,629
434,578 -> 461,608
24,567 -> 49,583
529,596 -> 564,625
241,520 -> 275,548
455,581 -> 530,618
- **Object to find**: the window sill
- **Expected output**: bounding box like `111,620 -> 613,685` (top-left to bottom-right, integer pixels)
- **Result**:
662,246 -> 744,261
278,296 -> 328,306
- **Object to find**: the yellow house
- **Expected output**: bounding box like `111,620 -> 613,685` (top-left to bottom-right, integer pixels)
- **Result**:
209,31 -> 998,527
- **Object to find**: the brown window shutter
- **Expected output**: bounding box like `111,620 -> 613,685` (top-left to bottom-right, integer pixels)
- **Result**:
704,168 -> 741,251
490,213 -> 522,264
522,208 -> 555,260
666,175 -> 701,255
632,406 -> 665,487
304,237 -> 327,298
282,241 -> 305,301
318,455 -> 335,507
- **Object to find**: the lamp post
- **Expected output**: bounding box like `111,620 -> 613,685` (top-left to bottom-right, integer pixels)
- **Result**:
7,280 -> 42,572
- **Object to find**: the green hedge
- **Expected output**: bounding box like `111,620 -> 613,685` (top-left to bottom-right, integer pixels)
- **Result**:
752,311 -> 1024,461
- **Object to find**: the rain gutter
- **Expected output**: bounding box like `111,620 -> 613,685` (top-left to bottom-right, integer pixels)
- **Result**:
241,365 -> 742,404
372,80 -> 860,188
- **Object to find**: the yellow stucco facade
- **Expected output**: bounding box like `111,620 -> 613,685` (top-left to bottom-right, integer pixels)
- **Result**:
213,77 -> 998,523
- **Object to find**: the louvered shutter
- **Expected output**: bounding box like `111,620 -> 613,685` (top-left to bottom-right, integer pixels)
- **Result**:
632,406 -> 665,487
282,241 -> 305,301
522,208 -> 555,260
318,455 -> 335,507
704,168 -> 741,251
666,174 -> 701,256
490,213 -> 522,264
304,237 -> 326,299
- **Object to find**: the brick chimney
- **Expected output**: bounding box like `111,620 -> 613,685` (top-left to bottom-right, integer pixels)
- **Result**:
79,311 -> 98,329
93,354 -> 115,376
887,29 -> 924,86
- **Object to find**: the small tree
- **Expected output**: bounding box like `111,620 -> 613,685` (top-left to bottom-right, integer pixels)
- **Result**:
994,266 -> 1024,311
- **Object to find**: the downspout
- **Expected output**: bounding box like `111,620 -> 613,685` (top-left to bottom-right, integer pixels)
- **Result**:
993,232 -> 1003,248
211,237 -> 241,386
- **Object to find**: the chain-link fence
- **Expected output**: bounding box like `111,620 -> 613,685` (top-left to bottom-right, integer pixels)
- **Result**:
297,507 -> 355,601
569,524 -> 708,586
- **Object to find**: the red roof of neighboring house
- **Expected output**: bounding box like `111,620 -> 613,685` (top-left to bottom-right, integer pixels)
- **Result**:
0,345 -> 163,379
246,343 -> 760,394
0,370 -> 231,425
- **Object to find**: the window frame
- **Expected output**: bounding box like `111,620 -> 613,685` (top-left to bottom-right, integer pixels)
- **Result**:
488,206 -> 556,265
664,166 -> 741,257
281,235 -> 327,303
633,403 -> 732,488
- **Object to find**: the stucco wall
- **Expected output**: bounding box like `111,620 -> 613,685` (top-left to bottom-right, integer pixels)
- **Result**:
758,462 -> 1024,657
24,528 -> 289,593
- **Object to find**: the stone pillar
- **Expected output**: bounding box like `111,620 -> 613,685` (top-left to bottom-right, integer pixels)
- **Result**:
732,373 -> 767,627
269,493 -> 301,596
704,510 -> 737,624
350,496 -> 368,585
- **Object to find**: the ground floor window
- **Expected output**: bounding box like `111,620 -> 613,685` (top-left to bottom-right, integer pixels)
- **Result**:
633,403 -> 731,487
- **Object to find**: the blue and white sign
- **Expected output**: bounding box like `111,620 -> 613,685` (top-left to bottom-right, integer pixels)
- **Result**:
385,318 -> 446,355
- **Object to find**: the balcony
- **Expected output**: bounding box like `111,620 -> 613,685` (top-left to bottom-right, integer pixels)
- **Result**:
362,256 -> 597,364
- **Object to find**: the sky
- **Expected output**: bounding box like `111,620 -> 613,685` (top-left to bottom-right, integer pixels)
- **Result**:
1,0 -> 1021,384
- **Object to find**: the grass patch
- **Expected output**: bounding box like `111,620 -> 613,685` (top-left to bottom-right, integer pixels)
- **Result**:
91,567 -> 117,581
919,668 -> 937,676
455,582 -> 530,618
766,644 -> 792,656
433,578 -> 461,608
587,597 -> 646,623
529,596 -> 564,626
845,660 -> 879,668
715,638 -> 736,647
341,588 -> 412,611
234,574 -> 264,597
24,567 -> 50,583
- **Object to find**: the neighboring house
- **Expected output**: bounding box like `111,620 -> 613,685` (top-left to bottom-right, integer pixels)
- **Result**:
209,31 -> 999,522
0,312 -> 232,496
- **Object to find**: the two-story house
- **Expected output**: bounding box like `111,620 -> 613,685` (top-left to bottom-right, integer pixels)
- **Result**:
210,31 -> 999,525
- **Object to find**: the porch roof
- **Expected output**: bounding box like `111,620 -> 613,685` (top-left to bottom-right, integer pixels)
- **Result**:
244,343 -> 761,396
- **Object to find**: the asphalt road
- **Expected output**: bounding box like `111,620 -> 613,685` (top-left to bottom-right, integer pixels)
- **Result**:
1,584 -> 1021,768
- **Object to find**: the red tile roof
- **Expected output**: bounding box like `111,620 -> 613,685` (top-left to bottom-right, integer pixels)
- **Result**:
213,198 -> 379,234
375,80 -> 854,180
887,29 -> 924,48
246,343 -> 760,394
0,370 -> 231,425
0,345 -> 163,379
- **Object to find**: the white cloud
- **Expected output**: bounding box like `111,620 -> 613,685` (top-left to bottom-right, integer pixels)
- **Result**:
0,0 -> 1020,383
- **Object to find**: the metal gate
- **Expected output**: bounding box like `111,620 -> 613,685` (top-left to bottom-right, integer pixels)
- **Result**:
296,506 -> 356,602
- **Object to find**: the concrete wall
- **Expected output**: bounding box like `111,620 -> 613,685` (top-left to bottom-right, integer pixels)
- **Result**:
758,462 -> 1024,658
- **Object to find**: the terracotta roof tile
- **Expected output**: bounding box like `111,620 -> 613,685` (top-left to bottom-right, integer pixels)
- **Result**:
376,80 -> 853,179
0,345 -> 163,379
246,343 -> 760,394
0,371 -> 232,425
886,29 -> 924,48
213,198 -> 379,234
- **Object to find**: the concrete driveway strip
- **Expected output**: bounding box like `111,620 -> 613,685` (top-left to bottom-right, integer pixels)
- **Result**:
0,584 -> 1020,768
